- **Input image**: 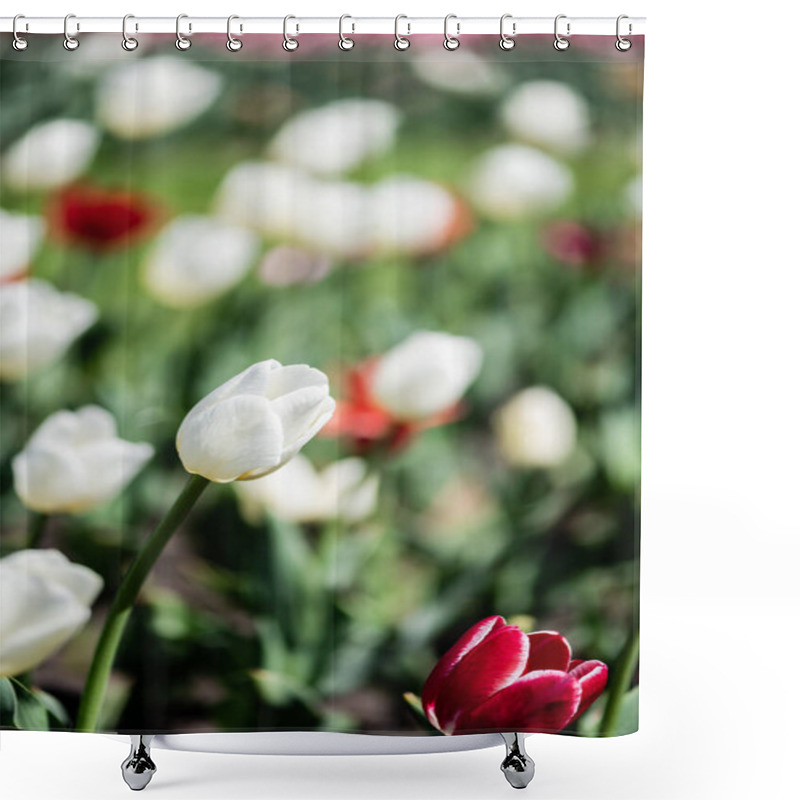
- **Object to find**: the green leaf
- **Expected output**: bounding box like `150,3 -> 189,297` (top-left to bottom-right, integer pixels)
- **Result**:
34,689 -> 71,728
0,678 -> 18,727
10,679 -> 50,731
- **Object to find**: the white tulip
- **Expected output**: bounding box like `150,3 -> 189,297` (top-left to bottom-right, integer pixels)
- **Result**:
235,454 -> 378,524
500,81 -> 591,155
371,331 -> 483,421
0,549 -> 103,677
409,50 -> 506,96
176,360 -> 336,483
0,209 -> 43,282
0,279 -> 98,381
258,246 -> 332,287
625,175 -> 643,217
142,215 -> 259,308
469,144 -> 572,221
269,99 -> 400,177
370,175 -> 464,256
214,161 -> 315,238
97,57 -> 222,140
12,406 -> 154,513
1,119 -> 100,192
292,180 -> 372,259
493,387 -> 577,468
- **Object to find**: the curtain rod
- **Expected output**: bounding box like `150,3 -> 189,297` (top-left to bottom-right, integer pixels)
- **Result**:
0,16 -> 645,37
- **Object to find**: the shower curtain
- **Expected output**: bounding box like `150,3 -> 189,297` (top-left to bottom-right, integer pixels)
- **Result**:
0,31 -> 642,740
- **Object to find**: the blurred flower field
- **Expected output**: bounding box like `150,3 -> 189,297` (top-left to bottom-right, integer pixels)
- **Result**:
0,35 -> 641,737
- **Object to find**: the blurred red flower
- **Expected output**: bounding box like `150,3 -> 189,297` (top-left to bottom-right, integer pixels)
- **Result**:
322,359 -> 459,455
48,184 -> 158,250
422,616 -> 607,734
541,220 -> 607,268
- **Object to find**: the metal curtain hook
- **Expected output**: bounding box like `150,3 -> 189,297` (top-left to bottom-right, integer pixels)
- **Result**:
616,14 -> 632,51
63,13 -> 80,51
122,14 -> 139,51
394,14 -> 410,51
443,14 -> 460,51
553,14 -> 570,51
339,14 -> 355,50
227,15 -> 243,51
283,15 -> 299,51
499,14 -> 516,50
12,14 -> 28,51
176,13 -> 191,50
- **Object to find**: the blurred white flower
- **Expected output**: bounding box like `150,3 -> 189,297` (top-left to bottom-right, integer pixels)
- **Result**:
370,175 -> 467,257
269,99 -> 400,177
293,180 -> 372,259
409,50 -> 506,96
235,454 -> 379,524
1,119 -> 100,192
0,209 -> 43,282
142,215 -> 259,308
214,161 -> 315,238
177,360 -> 335,483
258,246 -> 332,287
500,80 -> 591,155
97,57 -> 222,140
12,406 -> 154,513
625,175 -> 643,217
371,331 -> 483,421
493,387 -> 577,468
0,549 -> 103,677
0,279 -> 98,381
469,144 -> 572,221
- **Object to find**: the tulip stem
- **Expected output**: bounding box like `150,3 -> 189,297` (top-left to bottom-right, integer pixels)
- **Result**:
26,512 -> 48,549
598,628 -> 639,737
75,474 -> 210,732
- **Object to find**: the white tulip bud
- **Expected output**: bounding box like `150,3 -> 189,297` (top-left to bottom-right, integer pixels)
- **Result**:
469,144 -> 572,221
269,99 -> 400,177
409,50 -> 506,96
371,331 -> 483,422
0,209 -> 43,282
370,175 -> 465,256
142,216 -> 259,308
493,387 -> 577,468
0,279 -> 98,381
12,406 -> 154,513
1,119 -> 100,192
97,57 -> 222,140
500,81 -> 591,155
176,360 -> 335,483
235,455 -> 378,524
0,549 -> 103,677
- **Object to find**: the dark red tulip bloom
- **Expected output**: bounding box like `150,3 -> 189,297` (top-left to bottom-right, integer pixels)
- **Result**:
422,616 -> 608,735
48,184 -> 158,250
541,220 -> 607,269
322,359 -> 459,455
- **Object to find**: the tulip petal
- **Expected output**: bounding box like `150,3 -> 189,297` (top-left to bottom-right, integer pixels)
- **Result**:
452,670 -> 581,735
271,385 -> 336,452
429,624 -> 530,734
176,394 -> 284,482
526,631 -> 572,672
568,659 -> 609,719
263,364 -> 330,400
422,616 -> 506,727
186,360 -> 282,417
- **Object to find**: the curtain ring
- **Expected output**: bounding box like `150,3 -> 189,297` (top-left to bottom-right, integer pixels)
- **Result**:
63,13 -> 80,51
122,14 -> 139,51
283,15 -> 299,51
553,14 -> 570,51
339,14 -> 355,51
394,14 -> 410,51
176,13 -> 192,51
443,14 -> 460,51
499,14 -> 516,51
12,15 -> 28,51
227,15 -> 243,51
616,14 -> 632,51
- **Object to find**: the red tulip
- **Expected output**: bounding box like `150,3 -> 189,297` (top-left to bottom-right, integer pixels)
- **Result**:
422,616 -> 608,735
322,360 -> 459,454
541,220 -> 607,268
48,184 -> 158,250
